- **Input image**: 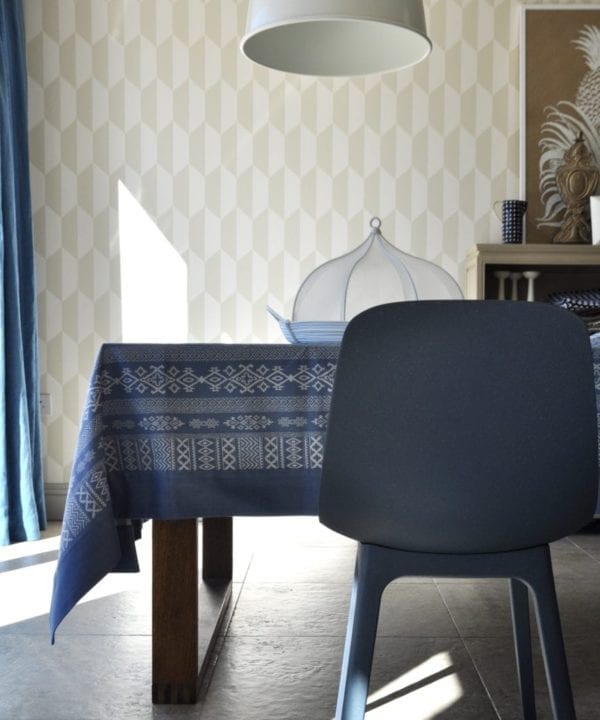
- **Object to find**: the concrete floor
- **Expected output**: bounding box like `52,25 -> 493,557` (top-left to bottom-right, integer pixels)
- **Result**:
1,517 -> 600,719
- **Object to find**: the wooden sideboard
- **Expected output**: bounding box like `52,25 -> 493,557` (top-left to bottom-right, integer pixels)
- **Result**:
465,244 -> 600,301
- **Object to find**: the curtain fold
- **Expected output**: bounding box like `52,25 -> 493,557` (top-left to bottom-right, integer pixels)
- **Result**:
0,1 -> 46,544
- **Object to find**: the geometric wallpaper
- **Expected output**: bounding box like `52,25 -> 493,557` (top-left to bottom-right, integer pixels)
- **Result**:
22,0 -> 594,489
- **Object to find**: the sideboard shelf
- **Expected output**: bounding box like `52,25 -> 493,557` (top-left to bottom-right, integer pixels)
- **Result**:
465,244 -> 600,301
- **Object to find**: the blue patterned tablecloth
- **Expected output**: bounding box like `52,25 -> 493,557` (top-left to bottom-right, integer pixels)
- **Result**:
50,343 -> 339,639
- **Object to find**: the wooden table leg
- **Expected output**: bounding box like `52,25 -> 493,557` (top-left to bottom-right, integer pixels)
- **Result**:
152,518 -> 233,704
203,517 -> 233,580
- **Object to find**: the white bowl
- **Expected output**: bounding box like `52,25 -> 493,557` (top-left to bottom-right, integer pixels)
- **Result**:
267,307 -> 347,344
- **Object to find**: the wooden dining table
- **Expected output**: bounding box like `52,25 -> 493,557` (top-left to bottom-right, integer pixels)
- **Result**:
49,342 -> 339,704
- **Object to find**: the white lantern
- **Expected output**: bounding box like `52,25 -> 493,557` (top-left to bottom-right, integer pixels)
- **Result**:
268,218 -> 463,343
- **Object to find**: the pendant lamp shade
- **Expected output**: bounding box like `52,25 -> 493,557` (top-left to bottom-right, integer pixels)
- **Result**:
241,0 -> 432,77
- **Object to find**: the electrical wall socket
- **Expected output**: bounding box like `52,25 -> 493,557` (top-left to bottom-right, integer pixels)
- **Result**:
40,393 -> 52,416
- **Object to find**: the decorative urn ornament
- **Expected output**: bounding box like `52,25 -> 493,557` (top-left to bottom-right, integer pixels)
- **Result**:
554,132 -> 599,244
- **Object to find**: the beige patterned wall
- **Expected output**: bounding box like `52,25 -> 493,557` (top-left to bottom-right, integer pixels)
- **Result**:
23,0 -> 595,490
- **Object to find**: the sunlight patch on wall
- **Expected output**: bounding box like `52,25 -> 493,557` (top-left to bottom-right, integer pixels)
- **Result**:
118,181 -> 188,342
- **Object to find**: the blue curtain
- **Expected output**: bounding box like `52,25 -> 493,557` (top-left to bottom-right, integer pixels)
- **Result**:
0,1 -> 46,544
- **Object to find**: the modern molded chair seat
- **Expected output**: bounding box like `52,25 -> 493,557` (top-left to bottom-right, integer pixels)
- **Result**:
319,300 -> 598,720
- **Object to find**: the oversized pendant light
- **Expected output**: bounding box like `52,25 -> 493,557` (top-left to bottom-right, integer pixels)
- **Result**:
241,0 -> 432,77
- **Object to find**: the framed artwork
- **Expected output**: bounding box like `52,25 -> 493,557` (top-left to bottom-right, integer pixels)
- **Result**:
521,5 -> 600,243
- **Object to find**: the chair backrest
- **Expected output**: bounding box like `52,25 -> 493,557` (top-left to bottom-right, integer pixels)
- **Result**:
319,301 -> 599,554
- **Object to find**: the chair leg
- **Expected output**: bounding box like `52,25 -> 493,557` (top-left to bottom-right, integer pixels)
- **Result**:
525,546 -> 576,720
332,543 -> 577,720
509,578 -> 536,719
335,544 -> 389,720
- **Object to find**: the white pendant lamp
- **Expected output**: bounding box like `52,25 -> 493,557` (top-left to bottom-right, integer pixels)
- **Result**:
241,0 -> 432,77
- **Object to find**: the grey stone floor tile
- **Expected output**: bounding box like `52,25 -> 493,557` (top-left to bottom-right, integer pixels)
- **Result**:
434,576 -> 510,585
554,576 -> 600,638
229,582 -> 458,639
367,637 -> 498,718
569,518 -> 600,555
377,583 -> 458,638
234,516 -> 355,549
438,574 -> 600,643
0,555 -> 59,634
0,545 -> 152,637
464,633 -> 600,720
228,583 -> 352,637
244,545 -> 357,584
195,636 -> 341,720
463,636 -> 553,720
561,634 -> 600,720
198,635 -> 498,720
436,580 -> 514,638
549,539 -> 600,582
0,634 -> 153,720
0,588 -> 151,637
566,526 -> 600,562
0,548 -> 58,574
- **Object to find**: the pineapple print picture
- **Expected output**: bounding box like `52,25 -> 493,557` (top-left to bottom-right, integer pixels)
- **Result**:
523,8 -> 600,244
574,26 -> 600,122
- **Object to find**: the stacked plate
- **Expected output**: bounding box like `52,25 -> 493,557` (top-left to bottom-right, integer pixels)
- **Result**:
267,307 -> 347,345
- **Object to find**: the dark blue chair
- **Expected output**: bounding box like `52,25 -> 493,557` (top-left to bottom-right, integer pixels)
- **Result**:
320,301 -> 598,720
